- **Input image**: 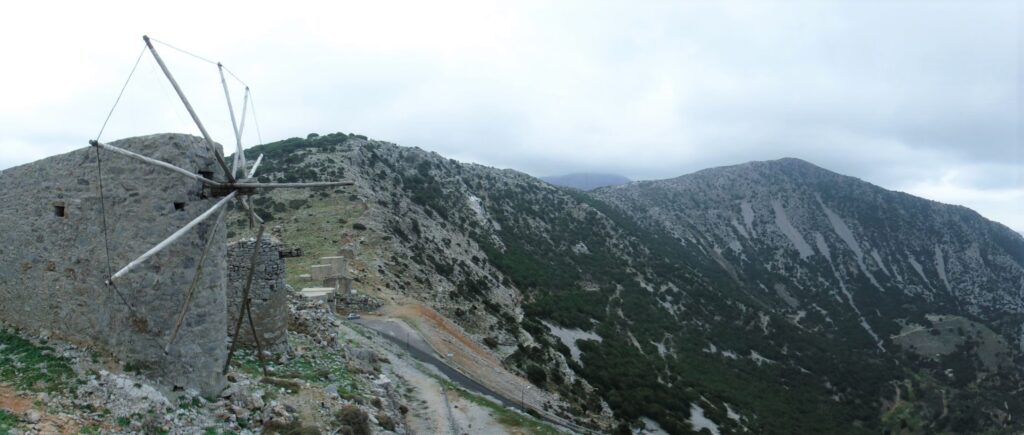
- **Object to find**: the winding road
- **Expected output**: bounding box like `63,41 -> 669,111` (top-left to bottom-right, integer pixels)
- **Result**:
352,318 -> 522,410
350,317 -> 597,434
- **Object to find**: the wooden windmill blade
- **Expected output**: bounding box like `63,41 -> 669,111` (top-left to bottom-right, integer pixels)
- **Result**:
236,89 -> 250,176
109,191 -> 237,282
218,63 -> 241,178
218,63 -> 251,181
90,140 -> 224,187
242,196 -> 260,228
99,35 -> 352,360
235,180 -> 354,189
165,204 -> 228,352
248,153 -> 263,178
224,224 -> 269,375
143,35 -> 235,183
167,203 -> 259,356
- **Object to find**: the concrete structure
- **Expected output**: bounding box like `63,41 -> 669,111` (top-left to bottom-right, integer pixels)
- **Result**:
318,255 -> 352,294
299,287 -> 336,302
310,264 -> 334,281
0,134 -> 228,396
226,236 -> 289,353
320,256 -> 349,278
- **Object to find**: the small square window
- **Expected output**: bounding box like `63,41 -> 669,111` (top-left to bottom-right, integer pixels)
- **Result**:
53,204 -> 66,217
174,202 -> 185,211
198,171 -> 214,179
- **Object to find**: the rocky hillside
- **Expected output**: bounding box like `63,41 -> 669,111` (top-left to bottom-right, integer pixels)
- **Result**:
238,133 -> 1024,434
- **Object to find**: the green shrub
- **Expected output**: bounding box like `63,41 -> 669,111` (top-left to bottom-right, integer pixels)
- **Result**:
526,364 -> 547,386
334,405 -> 370,435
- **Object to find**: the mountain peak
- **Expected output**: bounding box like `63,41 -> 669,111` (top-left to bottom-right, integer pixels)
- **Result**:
769,156 -> 817,166
741,157 -> 828,172
663,157 -> 842,188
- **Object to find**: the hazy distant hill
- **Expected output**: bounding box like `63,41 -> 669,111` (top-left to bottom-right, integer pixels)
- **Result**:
541,172 -> 629,190
239,134 -> 1024,434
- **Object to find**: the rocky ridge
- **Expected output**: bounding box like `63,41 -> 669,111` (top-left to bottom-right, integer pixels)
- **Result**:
238,133 -> 1024,434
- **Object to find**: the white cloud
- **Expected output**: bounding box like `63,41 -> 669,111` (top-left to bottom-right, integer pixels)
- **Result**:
901,165 -> 1024,233
0,0 -> 1019,231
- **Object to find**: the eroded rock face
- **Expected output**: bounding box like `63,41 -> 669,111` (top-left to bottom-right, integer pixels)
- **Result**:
227,236 -> 289,353
0,133 -> 228,396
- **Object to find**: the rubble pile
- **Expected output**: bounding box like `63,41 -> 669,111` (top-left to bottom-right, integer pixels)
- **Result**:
0,297 -> 409,434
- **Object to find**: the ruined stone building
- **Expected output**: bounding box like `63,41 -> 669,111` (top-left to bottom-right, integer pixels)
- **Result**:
226,237 -> 289,353
0,133 -> 231,396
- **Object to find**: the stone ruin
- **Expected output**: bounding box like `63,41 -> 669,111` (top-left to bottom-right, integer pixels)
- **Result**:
0,134 -> 229,395
226,236 -> 289,353
269,225 -> 303,258
0,132 -> 361,397
298,249 -> 382,314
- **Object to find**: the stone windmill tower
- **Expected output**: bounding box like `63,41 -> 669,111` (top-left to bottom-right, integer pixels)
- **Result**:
0,36 -> 347,395
96,35 -> 355,380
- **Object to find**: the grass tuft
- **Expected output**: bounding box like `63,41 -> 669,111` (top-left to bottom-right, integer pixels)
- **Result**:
0,329 -> 77,393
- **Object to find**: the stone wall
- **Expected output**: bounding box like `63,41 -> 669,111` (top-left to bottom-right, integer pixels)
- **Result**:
0,133 -> 229,396
226,236 -> 289,353
336,293 -> 383,315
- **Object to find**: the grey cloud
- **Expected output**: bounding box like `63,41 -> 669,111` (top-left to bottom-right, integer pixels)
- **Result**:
0,1 -> 1019,231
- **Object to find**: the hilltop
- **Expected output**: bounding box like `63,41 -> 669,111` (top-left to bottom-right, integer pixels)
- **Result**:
232,132 -> 1024,434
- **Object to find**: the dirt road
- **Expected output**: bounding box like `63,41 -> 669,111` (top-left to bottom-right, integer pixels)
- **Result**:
352,314 -> 594,434
353,317 -> 521,410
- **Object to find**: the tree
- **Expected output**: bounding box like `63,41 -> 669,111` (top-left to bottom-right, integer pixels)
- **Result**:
526,364 -> 547,386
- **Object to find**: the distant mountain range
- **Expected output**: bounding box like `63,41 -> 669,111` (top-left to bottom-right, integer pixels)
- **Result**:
540,173 -> 630,190
239,133 -> 1024,434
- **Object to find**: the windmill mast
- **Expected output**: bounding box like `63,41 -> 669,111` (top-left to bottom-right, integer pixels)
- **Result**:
93,35 -> 356,375
143,35 -> 235,182
218,63 -> 248,179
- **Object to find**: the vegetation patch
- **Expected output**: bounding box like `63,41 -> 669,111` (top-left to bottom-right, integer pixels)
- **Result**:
892,314 -> 1009,372
0,409 -> 18,435
0,328 -> 77,393
334,405 -> 370,435
232,334 -> 360,397
230,189 -> 365,290
448,382 -> 560,435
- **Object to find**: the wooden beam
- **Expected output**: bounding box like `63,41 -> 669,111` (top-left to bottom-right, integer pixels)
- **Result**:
218,63 -> 243,179
165,205 -> 226,353
90,140 -> 223,187
248,153 -> 262,178
142,35 -> 235,183
246,197 -> 256,228
233,181 -> 354,189
224,224 -> 266,375
237,89 -> 249,174
245,294 -> 269,376
109,191 -> 237,282
237,196 -> 263,225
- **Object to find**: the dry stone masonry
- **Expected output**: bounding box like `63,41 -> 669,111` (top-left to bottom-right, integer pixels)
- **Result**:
0,133 -> 229,396
270,225 -> 304,258
226,236 -> 289,353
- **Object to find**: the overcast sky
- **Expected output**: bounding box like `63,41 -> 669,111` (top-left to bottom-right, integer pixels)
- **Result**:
1,1 -> 1021,232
